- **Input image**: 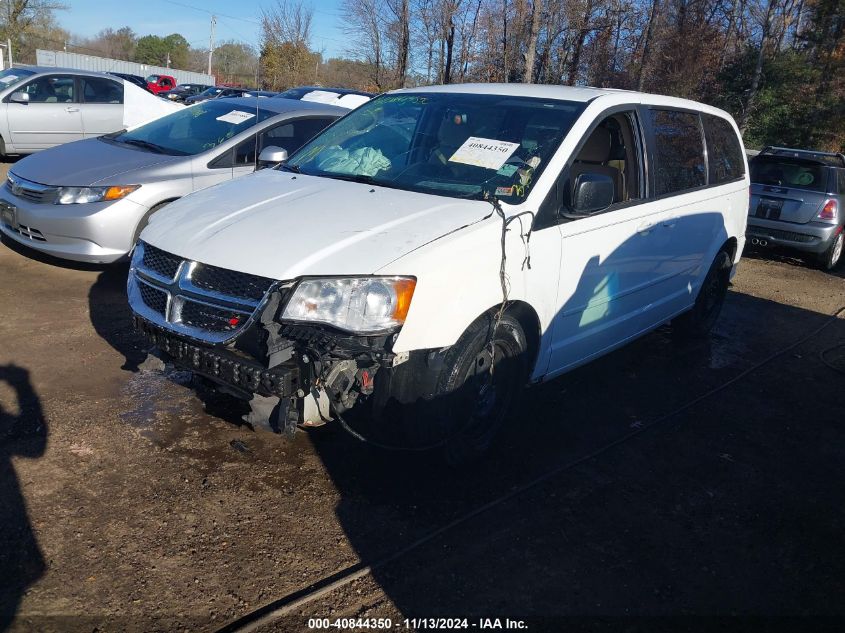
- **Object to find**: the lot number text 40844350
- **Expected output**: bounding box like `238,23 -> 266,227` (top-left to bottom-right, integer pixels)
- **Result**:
307,617 -> 528,630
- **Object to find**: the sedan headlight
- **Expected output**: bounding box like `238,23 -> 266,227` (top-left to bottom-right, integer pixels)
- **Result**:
281,277 -> 416,333
55,185 -> 140,205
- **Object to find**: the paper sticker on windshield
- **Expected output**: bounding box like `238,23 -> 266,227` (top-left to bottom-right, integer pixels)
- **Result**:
449,137 -> 520,170
0,75 -> 18,84
216,110 -> 256,124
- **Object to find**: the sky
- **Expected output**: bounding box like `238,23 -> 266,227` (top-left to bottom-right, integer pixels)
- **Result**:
60,0 -> 348,59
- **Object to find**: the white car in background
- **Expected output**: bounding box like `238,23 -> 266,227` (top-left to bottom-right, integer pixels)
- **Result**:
0,66 -> 180,156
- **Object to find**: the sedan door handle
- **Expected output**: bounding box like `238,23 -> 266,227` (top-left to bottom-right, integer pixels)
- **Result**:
637,220 -> 656,234
65,107 -> 80,113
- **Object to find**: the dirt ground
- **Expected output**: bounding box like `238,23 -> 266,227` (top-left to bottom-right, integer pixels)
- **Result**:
1,157 -> 845,633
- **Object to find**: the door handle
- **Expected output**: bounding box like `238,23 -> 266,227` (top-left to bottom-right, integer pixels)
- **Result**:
636,220 -> 656,234
65,107 -> 80,113
662,216 -> 679,228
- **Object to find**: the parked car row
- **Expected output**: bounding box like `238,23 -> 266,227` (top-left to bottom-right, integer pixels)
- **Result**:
9,81 -> 837,462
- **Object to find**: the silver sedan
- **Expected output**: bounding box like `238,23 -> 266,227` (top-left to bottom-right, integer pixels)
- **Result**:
0,97 -> 343,263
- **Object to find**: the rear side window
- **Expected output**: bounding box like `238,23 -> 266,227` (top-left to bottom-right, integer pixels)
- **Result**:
702,114 -> 744,183
750,158 -> 827,192
649,109 -> 706,195
837,170 -> 845,194
81,77 -> 124,104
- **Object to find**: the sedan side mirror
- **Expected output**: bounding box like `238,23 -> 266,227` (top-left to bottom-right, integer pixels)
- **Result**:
10,92 -> 30,104
257,145 -> 288,168
570,172 -> 614,215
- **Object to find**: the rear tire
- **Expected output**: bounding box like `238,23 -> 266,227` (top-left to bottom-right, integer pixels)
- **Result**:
817,230 -> 844,271
673,250 -> 731,339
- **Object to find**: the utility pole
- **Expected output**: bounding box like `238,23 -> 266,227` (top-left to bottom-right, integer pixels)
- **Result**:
5,0 -> 13,67
207,14 -> 216,77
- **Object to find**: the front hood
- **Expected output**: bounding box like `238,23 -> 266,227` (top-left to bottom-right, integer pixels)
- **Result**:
142,170 -> 492,279
11,138 -> 182,186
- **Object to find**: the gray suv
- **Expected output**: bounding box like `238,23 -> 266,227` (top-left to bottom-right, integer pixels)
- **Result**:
748,146 -> 845,270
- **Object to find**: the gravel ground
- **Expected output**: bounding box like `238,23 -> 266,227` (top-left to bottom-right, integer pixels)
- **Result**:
1,159 -> 844,633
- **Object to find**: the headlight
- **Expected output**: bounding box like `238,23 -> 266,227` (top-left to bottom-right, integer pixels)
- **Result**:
281,277 -> 416,333
55,185 -> 140,205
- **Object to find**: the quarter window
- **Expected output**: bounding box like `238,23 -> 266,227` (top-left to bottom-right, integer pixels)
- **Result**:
81,77 -> 124,104
649,109 -> 706,195
702,114 -> 744,184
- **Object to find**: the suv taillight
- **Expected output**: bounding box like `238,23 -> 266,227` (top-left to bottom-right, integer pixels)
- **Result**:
818,199 -> 838,222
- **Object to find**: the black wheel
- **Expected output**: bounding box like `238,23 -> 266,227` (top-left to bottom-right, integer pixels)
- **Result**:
674,250 -> 732,339
426,312 -> 529,465
817,230 -> 844,271
0,135 -> 6,158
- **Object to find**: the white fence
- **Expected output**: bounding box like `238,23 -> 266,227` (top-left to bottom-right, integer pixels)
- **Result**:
35,49 -> 215,85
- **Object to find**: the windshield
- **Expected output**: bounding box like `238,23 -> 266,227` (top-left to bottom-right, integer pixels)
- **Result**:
145,75 -> 160,83
0,68 -> 36,91
751,157 -> 828,192
104,100 -> 276,156
197,87 -> 223,98
286,92 -> 584,201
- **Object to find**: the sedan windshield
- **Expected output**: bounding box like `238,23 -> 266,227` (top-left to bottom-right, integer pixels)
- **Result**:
286,92 -> 584,201
0,68 -> 36,91
196,87 -> 224,99
103,100 -> 275,156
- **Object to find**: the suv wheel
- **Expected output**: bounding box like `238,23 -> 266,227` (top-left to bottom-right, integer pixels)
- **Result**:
674,250 -> 731,339
818,230 -> 844,271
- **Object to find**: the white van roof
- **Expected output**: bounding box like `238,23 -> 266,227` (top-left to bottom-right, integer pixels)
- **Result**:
395,82 -> 735,122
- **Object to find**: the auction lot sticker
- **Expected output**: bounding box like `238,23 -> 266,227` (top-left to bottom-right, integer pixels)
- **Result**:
216,110 -> 256,124
449,137 -> 520,170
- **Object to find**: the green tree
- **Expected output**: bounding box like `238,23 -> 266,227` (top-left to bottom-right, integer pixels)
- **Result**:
134,33 -> 189,68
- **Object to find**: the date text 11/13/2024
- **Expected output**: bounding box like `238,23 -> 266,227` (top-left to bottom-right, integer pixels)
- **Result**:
307,617 -> 529,630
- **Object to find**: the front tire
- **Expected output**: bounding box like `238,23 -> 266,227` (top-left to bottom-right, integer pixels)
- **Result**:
817,230 -> 844,271
429,312 -> 529,465
674,250 -> 732,339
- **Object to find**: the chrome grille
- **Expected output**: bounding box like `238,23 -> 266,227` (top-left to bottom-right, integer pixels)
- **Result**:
179,300 -> 245,333
191,264 -> 275,302
138,280 -> 168,313
141,243 -> 182,280
6,172 -> 58,204
128,241 -> 285,344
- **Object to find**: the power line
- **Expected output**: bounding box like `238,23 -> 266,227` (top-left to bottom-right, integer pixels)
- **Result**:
161,0 -> 260,25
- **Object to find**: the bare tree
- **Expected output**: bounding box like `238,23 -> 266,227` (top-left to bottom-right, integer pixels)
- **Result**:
523,0 -> 543,81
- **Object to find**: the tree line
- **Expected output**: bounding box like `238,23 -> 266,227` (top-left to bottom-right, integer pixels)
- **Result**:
334,0 -> 844,150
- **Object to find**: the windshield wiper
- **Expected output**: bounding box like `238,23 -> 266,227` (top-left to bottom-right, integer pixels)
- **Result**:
278,162 -> 300,173
121,138 -> 168,154
320,172 -> 406,191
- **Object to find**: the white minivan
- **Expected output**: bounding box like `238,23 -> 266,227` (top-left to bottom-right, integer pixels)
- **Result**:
128,84 -> 748,461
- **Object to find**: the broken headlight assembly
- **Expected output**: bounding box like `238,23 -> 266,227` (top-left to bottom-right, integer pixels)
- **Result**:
281,276 -> 416,333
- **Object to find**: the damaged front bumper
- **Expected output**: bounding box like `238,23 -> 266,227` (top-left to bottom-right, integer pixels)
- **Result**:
128,241 -> 424,436
134,317 -> 300,399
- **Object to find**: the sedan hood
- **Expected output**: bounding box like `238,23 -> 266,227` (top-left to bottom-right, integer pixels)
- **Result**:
142,169 -> 492,280
11,138 -> 183,186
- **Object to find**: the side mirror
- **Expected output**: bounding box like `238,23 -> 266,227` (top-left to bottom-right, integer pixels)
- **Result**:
10,92 -> 30,104
570,172 -> 614,215
257,145 -> 288,168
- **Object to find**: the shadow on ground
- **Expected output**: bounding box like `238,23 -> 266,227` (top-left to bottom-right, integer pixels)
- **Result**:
0,365 -> 47,631
295,289 -> 845,629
